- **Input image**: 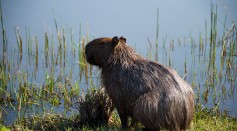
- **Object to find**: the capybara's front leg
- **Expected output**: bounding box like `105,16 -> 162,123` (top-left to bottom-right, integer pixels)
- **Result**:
117,107 -> 128,129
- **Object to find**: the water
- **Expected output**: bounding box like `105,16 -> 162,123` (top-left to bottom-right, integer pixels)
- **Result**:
1,0 -> 237,125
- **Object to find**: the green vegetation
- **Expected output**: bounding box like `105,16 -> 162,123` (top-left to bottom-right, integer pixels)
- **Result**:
1,103 -> 237,130
0,3 -> 237,131
191,107 -> 237,131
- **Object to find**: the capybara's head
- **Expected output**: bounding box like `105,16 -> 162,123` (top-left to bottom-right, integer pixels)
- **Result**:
85,36 -> 126,68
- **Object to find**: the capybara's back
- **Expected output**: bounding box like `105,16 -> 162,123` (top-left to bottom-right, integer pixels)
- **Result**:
85,36 -> 194,130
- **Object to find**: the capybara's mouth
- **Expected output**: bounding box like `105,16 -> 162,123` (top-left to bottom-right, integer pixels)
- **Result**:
86,55 -> 98,66
85,55 -> 92,64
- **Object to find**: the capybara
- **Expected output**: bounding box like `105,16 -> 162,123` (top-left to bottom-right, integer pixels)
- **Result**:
85,36 -> 194,130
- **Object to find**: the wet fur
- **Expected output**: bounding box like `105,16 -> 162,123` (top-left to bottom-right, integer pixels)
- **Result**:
85,36 -> 194,130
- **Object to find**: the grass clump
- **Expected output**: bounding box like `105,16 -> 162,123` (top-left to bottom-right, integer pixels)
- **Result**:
76,87 -> 115,128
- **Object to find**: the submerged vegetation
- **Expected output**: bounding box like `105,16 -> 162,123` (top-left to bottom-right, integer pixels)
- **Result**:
0,3 -> 237,130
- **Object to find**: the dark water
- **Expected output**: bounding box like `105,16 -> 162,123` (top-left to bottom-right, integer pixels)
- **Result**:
1,0 -> 237,125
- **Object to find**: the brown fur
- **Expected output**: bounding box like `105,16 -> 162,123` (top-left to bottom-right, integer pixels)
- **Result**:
85,36 -> 194,130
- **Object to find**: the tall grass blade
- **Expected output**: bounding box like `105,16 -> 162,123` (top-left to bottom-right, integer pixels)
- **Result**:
0,2 -> 7,70
155,8 -> 159,62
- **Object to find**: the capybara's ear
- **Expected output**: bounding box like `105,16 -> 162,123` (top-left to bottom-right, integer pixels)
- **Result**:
120,36 -> 126,43
112,36 -> 119,47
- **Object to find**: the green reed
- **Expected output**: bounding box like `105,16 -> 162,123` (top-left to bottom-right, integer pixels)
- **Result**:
0,2 -> 7,71
162,34 -> 167,64
15,28 -> 23,64
35,37 -> 38,73
63,29 -> 67,68
199,32 -> 203,64
207,3 -> 218,89
155,8 -> 159,62
44,32 -> 49,67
